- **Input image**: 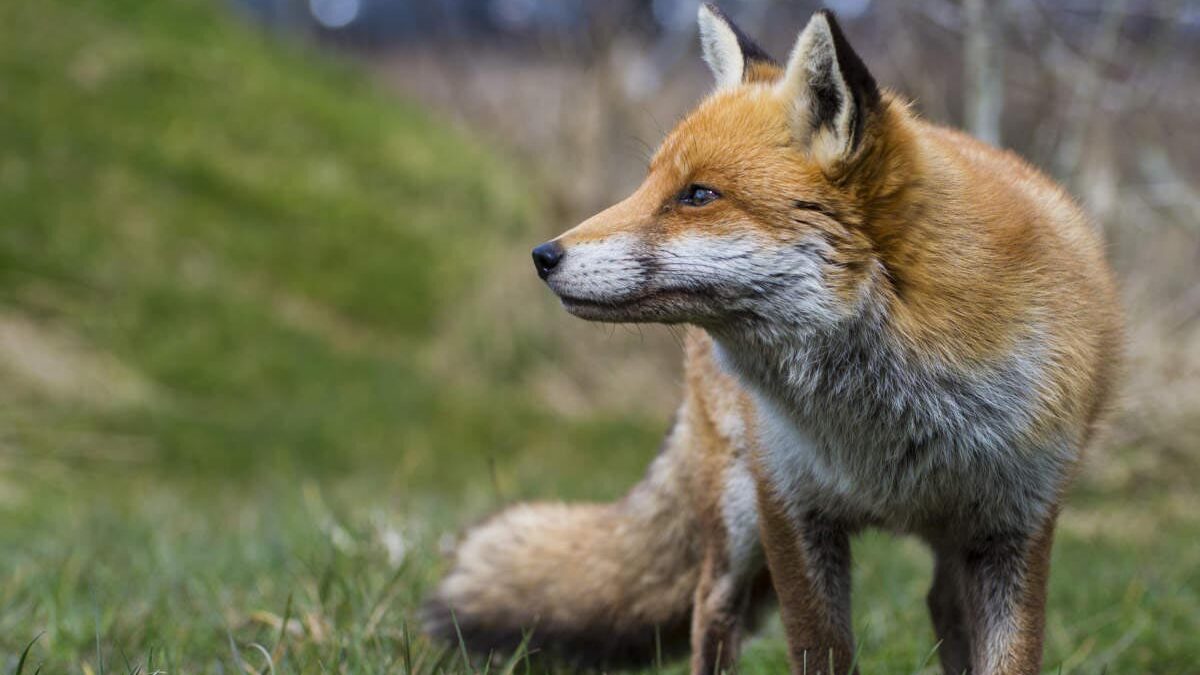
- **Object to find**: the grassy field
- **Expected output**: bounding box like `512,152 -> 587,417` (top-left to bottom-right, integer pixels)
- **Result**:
0,1 -> 1197,673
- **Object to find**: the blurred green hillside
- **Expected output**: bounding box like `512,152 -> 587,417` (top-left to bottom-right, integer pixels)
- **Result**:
0,0 -> 661,482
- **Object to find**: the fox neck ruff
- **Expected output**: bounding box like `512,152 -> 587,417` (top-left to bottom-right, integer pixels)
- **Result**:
708,278 -> 1075,537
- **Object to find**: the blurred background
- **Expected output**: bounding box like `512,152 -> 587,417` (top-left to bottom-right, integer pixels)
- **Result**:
1,0 -> 1197,672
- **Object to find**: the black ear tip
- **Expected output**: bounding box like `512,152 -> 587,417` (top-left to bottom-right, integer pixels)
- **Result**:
702,3 -> 730,23
815,8 -> 880,112
814,9 -> 846,37
700,2 -> 777,68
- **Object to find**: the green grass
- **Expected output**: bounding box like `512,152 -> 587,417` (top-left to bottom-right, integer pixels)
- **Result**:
4,474 -> 1197,673
0,0 -> 1197,673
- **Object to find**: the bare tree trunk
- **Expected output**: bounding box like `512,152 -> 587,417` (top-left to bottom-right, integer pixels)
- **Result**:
1053,0 -> 1128,184
963,0 -> 1005,146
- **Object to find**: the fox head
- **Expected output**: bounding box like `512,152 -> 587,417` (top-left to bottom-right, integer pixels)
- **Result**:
533,5 -> 914,333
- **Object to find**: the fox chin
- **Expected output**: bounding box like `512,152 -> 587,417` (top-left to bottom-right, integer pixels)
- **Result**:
427,4 -> 1122,675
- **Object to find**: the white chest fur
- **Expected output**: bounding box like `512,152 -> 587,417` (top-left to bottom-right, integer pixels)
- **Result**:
713,321 -> 1072,535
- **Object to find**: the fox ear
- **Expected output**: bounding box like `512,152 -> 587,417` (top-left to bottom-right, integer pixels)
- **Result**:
777,10 -> 880,164
698,3 -> 775,89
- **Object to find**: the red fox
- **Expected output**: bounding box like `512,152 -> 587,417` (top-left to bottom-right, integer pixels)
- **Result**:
426,5 -> 1122,674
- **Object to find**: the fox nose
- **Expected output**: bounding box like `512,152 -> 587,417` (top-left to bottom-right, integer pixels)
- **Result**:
531,241 -> 564,280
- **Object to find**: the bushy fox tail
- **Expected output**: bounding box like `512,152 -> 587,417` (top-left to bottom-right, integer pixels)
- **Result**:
422,425 -> 706,669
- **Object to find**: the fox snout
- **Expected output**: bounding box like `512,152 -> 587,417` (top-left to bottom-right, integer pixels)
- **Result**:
531,240 -> 564,280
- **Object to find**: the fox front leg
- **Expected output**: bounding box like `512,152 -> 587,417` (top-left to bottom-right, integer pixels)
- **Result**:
755,481 -> 856,675
955,513 -> 1059,675
927,546 -> 972,675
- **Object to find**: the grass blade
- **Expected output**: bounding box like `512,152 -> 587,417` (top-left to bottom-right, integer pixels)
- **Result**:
272,593 -> 294,665
14,633 -> 43,675
914,639 -> 942,674
450,609 -> 472,669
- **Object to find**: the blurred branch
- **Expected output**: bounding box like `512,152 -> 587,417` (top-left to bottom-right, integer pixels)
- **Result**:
911,0 -> 966,32
1140,147 -> 1200,231
1045,0 -> 1128,182
963,0 -> 1005,145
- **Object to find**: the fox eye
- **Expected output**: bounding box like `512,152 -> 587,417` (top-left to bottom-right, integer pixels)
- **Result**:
678,184 -> 720,207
